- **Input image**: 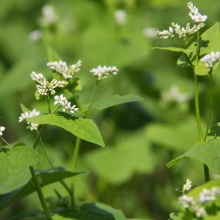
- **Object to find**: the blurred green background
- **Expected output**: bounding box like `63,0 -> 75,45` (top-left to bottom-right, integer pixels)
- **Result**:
0,0 -> 220,219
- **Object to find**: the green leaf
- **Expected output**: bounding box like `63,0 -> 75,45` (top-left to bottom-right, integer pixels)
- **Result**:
166,138 -> 220,175
177,22 -> 220,75
27,112 -> 105,147
47,45 -> 61,62
151,47 -> 192,54
54,202 -> 127,220
92,94 -> 143,110
20,103 -> 30,113
0,170 -> 84,210
0,143 -> 42,177
208,122 -> 220,137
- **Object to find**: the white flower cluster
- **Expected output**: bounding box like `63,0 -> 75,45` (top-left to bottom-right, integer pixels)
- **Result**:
19,109 -> 40,131
114,10 -> 127,26
30,72 -> 68,96
0,126 -> 5,136
90,65 -> 118,81
47,60 -> 82,79
54,94 -> 79,113
200,51 -> 220,73
178,187 -> 220,218
39,4 -> 58,27
157,2 -> 207,39
28,30 -> 42,42
162,85 -> 191,103
187,2 -> 207,23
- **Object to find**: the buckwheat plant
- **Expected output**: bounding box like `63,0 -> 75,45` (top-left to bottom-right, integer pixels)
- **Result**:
155,2 -> 220,219
0,45 -> 143,219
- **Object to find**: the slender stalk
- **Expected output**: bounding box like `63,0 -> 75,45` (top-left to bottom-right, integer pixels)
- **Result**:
194,31 -> 210,182
29,166 -> 52,219
194,73 -> 204,143
70,137 -> 81,207
204,73 -> 213,141
70,81 -> 99,207
0,137 -> 13,148
46,96 -> 51,113
85,80 -> 99,116
33,125 -> 46,150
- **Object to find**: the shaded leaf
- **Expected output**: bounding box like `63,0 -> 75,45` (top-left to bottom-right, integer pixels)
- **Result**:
92,94 -> 143,110
208,122 -> 220,137
20,103 -> 30,113
10,210 -> 44,220
27,112 -> 105,147
54,202 -> 127,220
0,143 -> 42,177
167,138 -> 220,175
0,170 -> 85,210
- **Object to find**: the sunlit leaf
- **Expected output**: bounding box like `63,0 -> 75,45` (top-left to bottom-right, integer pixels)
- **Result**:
92,94 -> 143,110
0,143 -> 42,177
167,138 -> 220,175
27,112 -> 105,147
20,103 -> 30,113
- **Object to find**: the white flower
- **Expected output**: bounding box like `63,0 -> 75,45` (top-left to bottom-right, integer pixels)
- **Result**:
90,65 -> 118,81
47,60 -> 82,79
114,10 -> 127,26
200,51 -> 220,73
143,27 -> 158,38
183,179 -> 193,192
28,30 -> 42,42
19,109 -> 40,131
54,94 -> 79,114
0,126 -> 5,136
30,71 -> 68,96
162,85 -> 191,103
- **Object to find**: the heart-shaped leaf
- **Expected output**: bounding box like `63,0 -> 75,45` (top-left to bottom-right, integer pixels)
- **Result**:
0,143 -> 42,177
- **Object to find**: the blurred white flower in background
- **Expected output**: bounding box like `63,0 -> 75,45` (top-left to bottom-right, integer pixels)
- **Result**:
39,4 -> 59,27
114,10 -> 127,26
162,85 -> 191,103
28,30 -> 42,42
142,27 -> 158,38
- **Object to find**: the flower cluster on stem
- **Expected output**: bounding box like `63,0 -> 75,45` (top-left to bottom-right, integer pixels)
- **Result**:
178,187 -> 220,218
200,51 -> 220,73
54,94 -> 79,113
47,60 -> 82,79
30,72 -> 68,96
156,2 -> 207,39
19,109 -> 40,130
90,65 -> 118,81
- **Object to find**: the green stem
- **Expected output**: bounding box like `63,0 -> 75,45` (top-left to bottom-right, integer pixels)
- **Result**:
70,137 -> 81,207
0,137 -> 13,148
85,80 -> 99,117
29,166 -> 52,219
33,125 -> 46,150
194,73 -> 204,143
46,96 -> 51,113
204,73 -> 213,141
194,31 -> 210,182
